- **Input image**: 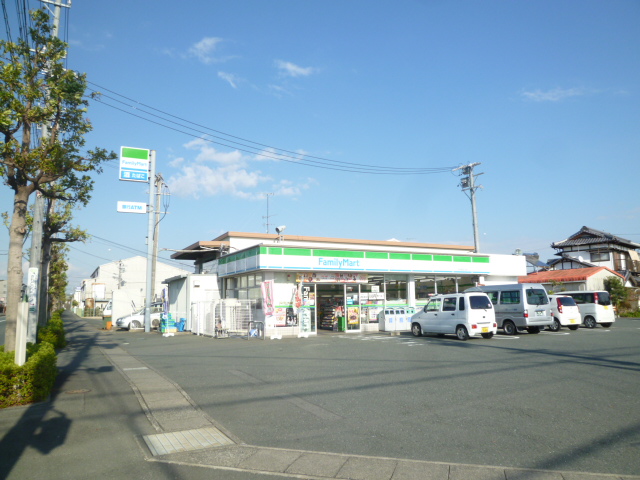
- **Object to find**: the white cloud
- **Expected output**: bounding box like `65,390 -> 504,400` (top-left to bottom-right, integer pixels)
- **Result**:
521,87 -> 592,102
188,37 -> 224,64
218,71 -> 240,89
168,138 -> 313,200
275,60 -> 317,78
168,163 -> 264,199
184,137 -> 245,165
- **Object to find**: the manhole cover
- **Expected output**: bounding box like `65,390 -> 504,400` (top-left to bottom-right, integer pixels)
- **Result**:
65,389 -> 91,394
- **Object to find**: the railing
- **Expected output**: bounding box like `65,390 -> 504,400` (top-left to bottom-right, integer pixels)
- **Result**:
191,299 -> 257,339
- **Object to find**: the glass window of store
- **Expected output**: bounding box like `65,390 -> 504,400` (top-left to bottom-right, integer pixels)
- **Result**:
358,275 -> 385,324
224,273 -> 262,302
385,274 -> 407,304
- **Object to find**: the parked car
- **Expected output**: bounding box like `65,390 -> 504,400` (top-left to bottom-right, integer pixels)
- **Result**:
410,292 -> 497,340
557,291 -> 616,328
115,302 -> 164,330
466,283 -> 553,335
548,295 -> 581,331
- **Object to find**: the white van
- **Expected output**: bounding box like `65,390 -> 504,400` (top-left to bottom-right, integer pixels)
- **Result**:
466,284 -> 553,335
410,292 -> 497,340
557,291 -> 616,328
548,294 -> 581,331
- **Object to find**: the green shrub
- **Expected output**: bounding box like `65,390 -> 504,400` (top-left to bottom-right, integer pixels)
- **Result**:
38,313 -> 67,349
0,342 -> 58,408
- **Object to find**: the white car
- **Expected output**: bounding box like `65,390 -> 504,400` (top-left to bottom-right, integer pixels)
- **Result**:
548,295 -> 581,331
410,292 -> 497,340
115,303 -> 164,330
558,291 -> 616,329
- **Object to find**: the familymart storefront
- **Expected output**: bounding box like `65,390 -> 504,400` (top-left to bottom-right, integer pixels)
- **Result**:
217,241 -> 525,337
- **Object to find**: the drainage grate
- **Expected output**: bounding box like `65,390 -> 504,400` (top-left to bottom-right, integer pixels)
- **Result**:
143,426 -> 234,456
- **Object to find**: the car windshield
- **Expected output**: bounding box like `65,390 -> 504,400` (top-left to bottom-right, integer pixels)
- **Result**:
469,295 -> 492,309
526,288 -> 549,305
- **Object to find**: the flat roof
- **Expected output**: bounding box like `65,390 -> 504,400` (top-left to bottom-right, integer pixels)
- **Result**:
212,231 -> 474,251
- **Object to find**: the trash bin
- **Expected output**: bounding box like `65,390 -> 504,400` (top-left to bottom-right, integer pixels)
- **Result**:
338,316 -> 346,332
103,316 -> 112,330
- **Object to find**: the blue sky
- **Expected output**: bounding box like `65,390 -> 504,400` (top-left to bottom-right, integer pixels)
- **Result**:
1,0 -> 639,289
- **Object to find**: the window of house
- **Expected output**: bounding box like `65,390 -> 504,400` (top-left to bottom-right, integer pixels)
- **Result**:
590,252 -> 610,262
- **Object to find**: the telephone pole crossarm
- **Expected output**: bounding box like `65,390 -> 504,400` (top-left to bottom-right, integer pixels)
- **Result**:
453,163 -> 484,253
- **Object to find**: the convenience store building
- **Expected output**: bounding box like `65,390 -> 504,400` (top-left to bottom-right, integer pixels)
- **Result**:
170,231 -> 526,336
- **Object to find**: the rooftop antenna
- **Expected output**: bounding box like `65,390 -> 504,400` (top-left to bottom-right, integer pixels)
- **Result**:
261,192 -> 274,233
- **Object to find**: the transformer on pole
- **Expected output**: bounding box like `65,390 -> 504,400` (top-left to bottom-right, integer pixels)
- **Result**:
454,163 -> 484,253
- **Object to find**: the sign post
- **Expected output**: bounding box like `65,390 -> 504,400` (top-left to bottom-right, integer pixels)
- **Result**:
118,146 -> 155,333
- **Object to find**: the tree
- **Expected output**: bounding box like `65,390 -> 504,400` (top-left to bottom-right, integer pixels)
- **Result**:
47,242 -> 69,312
39,198 -> 89,325
604,276 -> 627,310
0,9 -> 116,352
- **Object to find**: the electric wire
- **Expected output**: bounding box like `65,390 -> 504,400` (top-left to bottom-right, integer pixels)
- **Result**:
86,82 -> 456,176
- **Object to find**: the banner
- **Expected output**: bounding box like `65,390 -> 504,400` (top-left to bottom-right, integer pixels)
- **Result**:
261,280 -> 275,316
297,272 -> 368,283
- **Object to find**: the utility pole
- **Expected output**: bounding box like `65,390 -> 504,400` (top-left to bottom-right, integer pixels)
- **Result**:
453,162 -> 484,253
262,192 -> 274,233
144,151 -> 157,333
150,173 -> 164,306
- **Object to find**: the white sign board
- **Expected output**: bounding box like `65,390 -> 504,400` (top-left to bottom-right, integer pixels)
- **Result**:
117,201 -> 147,214
120,146 -> 150,182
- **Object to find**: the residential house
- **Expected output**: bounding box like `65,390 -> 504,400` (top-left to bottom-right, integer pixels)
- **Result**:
519,266 -> 625,293
548,226 -> 640,287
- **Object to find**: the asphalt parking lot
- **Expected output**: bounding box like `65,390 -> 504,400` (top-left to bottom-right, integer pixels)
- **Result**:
110,317 -> 640,477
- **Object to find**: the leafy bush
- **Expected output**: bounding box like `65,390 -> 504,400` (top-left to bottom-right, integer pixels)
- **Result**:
0,342 -> 58,408
0,311 -> 64,408
38,311 -> 66,349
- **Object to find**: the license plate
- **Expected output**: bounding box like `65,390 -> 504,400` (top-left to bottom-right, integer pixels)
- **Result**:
569,319 -> 577,324
536,311 -> 544,316
604,306 -> 609,310
482,327 -> 489,333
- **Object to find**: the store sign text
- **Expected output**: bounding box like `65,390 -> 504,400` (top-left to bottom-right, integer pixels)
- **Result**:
318,257 -> 361,269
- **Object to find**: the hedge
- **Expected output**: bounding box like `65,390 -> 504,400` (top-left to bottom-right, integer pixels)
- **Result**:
0,310 -> 64,408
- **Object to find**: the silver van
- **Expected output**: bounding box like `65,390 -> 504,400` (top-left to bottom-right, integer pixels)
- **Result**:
556,290 -> 616,328
466,283 -> 553,335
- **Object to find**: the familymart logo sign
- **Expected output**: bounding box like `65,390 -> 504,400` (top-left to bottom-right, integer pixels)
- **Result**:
119,146 -> 150,182
318,257 -> 361,269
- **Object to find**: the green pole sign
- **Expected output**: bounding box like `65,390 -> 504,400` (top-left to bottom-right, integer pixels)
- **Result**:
120,146 -> 150,182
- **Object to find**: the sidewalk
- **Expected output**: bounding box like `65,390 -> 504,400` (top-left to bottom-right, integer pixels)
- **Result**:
1,312 -> 638,480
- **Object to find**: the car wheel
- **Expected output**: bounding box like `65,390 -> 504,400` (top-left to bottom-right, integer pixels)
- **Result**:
527,326 -> 540,334
456,325 -> 469,341
584,316 -> 597,329
481,332 -> 494,339
549,318 -> 561,332
600,323 -> 612,328
130,320 -> 142,329
411,323 -> 422,337
568,325 -> 579,331
503,320 -> 517,335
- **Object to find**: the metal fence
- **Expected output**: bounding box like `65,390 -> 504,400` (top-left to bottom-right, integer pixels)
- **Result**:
191,299 -> 263,339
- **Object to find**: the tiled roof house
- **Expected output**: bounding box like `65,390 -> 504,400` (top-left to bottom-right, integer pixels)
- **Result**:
548,226 -> 640,287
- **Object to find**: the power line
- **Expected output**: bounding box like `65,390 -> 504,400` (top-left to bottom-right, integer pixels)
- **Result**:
86,82 -> 456,176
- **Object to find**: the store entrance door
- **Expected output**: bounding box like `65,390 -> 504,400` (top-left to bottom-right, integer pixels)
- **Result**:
316,283 -> 360,332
